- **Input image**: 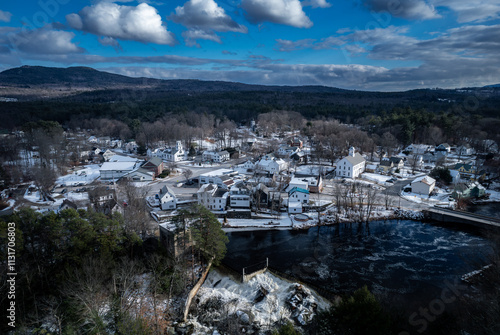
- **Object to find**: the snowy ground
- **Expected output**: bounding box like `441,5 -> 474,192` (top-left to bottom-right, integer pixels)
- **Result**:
188,268 -> 331,333
222,213 -> 293,230
400,186 -> 453,207
295,165 -> 335,176
56,164 -> 101,186
362,173 -> 393,184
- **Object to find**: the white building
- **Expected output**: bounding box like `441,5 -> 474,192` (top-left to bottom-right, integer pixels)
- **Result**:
336,147 -> 366,179
148,141 -> 186,162
288,187 -> 309,214
229,185 -> 251,209
197,184 -> 229,211
124,168 -> 154,182
411,175 -> 436,195
124,141 -> 139,153
102,149 -> 115,162
199,169 -> 237,189
286,177 -> 309,192
158,185 -> 177,210
99,160 -> 141,180
202,150 -> 230,163
255,155 -> 288,175
405,144 -> 432,154
277,145 -> 299,157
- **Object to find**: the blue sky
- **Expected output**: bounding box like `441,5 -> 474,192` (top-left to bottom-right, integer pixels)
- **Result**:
0,0 -> 499,91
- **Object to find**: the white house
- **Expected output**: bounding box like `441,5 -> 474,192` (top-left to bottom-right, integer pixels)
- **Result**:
255,155 -> 288,175
202,150 -> 230,163
336,147 -> 366,179
456,145 -> 474,156
436,143 -> 451,153
148,141 -> 186,162
241,159 -> 257,171
229,184 -> 251,209
411,175 -> 436,195
163,141 -> 186,162
124,168 -> 154,182
197,184 -> 229,211
158,185 -> 177,210
405,144 -> 432,154
199,169 -> 238,189
277,145 -> 299,157
286,177 -> 309,192
288,187 -> 309,214
124,141 -> 138,153
102,149 -> 115,162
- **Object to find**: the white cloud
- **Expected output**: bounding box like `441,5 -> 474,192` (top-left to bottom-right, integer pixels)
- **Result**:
66,2 -> 176,45
170,0 -> 247,33
182,29 -> 222,47
169,0 -> 247,47
8,28 -> 84,54
302,0 -> 331,8
241,0 -> 313,28
364,0 -> 440,20
433,0 -> 500,22
0,10 -> 12,22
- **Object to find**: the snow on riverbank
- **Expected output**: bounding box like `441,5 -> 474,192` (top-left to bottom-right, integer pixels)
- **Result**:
187,268 -> 330,333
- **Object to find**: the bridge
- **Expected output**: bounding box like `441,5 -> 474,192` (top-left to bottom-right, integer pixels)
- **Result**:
424,207 -> 500,230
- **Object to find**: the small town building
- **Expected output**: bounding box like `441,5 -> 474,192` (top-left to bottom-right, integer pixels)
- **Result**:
411,175 -> 436,195
255,154 -> 288,175
124,168 -> 154,182
336,147 -> 366,179
202,150 -> 230,163
158,185 -> 177,210
197,184 -> 229,211
141,156 -> 164,177
229,184 -> 251,209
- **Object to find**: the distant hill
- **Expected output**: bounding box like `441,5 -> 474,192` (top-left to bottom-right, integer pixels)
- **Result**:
0,65 -> 348,94
484,83 -> 500,88
0,65 -> 155,88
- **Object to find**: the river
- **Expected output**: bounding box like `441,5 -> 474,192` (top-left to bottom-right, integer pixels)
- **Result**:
223,220 -> 492,308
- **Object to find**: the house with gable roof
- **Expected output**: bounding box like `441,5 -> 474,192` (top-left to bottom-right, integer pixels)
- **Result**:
336,147 -> 366,178
197,183 -> 229,211
158,185 -> 177,210
141,156 -> 164,178
255,154 -> 288,175
288,187 -> 309,214
411,175 -> 436,195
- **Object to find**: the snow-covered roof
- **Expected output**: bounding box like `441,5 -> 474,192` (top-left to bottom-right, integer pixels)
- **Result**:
411,175 -> 436,186
200,169 -> 236,177
108,154 -> 138,162
100,161 -> 138,171
344,153 -> 365,166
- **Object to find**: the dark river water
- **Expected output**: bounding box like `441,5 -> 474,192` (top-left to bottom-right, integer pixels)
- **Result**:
223,220 -> 492,307
467,202 -> 500,219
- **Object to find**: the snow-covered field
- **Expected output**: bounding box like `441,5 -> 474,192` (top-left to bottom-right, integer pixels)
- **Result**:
56,164 -> 101,186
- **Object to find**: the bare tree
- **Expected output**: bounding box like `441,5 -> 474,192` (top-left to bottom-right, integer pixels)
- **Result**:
119,181 -> 152,238
182,168 -> 193,182
364,186 -> 379,222
30,165 -> 57,201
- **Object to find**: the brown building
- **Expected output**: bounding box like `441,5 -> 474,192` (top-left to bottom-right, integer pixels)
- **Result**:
142,156 -> 164,177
